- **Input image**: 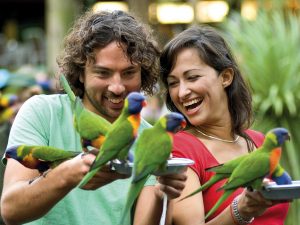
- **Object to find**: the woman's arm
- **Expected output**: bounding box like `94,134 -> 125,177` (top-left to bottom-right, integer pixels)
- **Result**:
134,169 -> 187,225
172,168 -> 207,225
170,168 -> 241,225
171,168 -> 281,225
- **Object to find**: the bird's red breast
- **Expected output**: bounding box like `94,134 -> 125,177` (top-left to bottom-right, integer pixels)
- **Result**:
269,147 -> 282,174
128,114 -> 141,137
23,153 -> 41,169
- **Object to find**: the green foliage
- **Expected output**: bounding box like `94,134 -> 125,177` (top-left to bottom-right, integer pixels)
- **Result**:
225,11 -> 300,118
223,10 -> 300,225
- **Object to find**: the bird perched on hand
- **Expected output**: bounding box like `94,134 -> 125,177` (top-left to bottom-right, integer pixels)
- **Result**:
60,74 -> 111,149
201,127 -> 290,219
119,112 -> 186,224
179,154 -> 248,202
78,92 -> 146,188
4,145 -> 80,173
179,159 -> 292,203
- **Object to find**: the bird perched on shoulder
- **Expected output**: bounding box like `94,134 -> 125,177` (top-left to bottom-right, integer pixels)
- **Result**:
119,112 -> 186,225
78,92 -> 146,188
201,127 -> 290,219
60,74 -> 111,149
4,145 -> 80,173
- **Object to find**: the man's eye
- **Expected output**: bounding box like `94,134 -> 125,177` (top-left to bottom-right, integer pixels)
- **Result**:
123,70 -> 136,78
97,71 -> 110,77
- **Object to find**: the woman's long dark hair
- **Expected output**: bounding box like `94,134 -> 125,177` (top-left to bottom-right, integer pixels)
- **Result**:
160,25 -> 255,151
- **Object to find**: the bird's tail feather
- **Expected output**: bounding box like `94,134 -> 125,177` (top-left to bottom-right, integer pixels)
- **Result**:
60,74 -> 76,104
178,174 -> 225,202
77,167 -> 99,188
119,177 -> 148,225
205,189 -> 234,220
205,164 -> 224,171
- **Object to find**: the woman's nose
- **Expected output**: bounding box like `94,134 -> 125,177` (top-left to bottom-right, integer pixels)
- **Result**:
178,82 -> 191,99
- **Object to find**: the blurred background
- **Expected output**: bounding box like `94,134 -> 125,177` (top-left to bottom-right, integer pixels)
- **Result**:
0,0 -> 300,224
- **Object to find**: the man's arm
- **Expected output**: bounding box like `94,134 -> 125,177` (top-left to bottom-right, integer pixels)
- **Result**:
1,153 -> 93,224
1,152 -> 128,224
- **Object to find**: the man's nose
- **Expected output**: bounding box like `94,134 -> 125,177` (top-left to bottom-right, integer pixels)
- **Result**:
107,75 -> 125,95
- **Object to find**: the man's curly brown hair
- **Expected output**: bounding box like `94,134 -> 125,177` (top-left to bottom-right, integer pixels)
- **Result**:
57,10 -> 160,97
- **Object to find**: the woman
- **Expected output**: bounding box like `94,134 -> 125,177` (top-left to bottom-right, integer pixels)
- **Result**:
160,25 -> 289,225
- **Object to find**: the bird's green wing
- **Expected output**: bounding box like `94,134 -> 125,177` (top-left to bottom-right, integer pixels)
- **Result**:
91,119 -> 134,169
31,146 -> 80,161
78,122 -> 135,187
60,74 -> 111,140
74,97 -> 111,139
223,151 -> 270,190
133,128 -> 172,182
207,154 -> 248,174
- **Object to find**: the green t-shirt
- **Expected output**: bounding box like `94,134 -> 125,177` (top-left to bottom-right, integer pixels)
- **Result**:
6,94 -> 155,225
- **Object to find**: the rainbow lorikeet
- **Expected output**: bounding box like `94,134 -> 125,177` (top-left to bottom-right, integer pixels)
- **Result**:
179,158 -> 292,202
78,92 -> 146,188
4,145 -> 80,173
119,112 -> 186,225
0,93 -> 18,109
203,127 -> 290,219
60,74 -> 111,149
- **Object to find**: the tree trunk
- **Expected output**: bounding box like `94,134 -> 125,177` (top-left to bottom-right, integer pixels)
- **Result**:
46,0 -> 82,77
127,0 -> 150,24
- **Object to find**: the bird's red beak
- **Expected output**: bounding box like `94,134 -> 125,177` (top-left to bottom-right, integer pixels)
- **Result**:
142,100 -> 147,107
181,120 -> 187,129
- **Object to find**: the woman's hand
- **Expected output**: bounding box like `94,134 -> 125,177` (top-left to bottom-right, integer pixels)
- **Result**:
155,167 -> 188,199
237,188 -> 274,218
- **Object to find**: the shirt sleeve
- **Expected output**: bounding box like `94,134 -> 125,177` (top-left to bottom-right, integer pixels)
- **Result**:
7,95 -> 50,148
172,131 -> 203,178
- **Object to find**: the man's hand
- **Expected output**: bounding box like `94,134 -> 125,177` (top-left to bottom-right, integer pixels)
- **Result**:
78,153 -> 130,190
80,164 -> 130,190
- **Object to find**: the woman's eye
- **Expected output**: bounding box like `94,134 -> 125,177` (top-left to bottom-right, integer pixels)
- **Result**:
188,75 -> 199,80
167,80 -> 178,87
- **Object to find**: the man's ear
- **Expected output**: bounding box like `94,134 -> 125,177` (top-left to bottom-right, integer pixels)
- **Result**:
221,68 -> 234,88
79,73 -> 84,83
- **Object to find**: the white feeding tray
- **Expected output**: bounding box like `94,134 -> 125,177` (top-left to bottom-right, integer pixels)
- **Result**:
260,180 -> 300,200
111,158 -> 194,176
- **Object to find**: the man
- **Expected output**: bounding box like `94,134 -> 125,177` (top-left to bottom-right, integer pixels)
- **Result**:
1,10 -> 186,225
